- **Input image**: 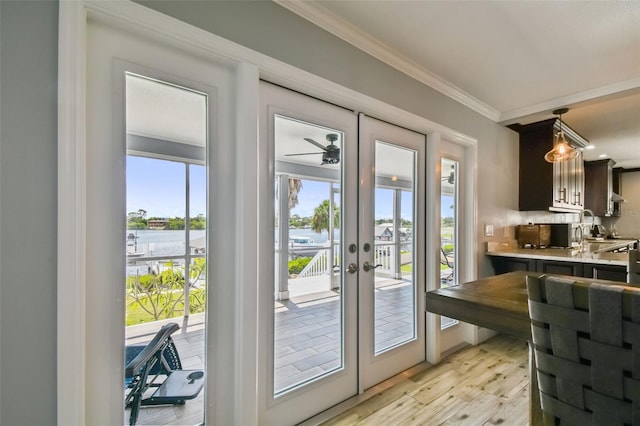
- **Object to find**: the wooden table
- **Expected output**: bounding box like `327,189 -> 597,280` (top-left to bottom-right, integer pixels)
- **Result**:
427,270 -> 637,425
425,271 -> 545,425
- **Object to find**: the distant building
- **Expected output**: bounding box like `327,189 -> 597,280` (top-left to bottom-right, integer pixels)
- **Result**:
147,218 -> 169,230
375,223 -> 413,242
375,224 -> 394,241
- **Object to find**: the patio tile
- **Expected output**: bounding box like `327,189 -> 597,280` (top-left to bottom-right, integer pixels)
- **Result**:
126,277 -> 416,425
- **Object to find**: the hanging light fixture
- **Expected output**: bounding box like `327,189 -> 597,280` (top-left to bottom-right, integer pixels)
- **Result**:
544,108 -> 579,163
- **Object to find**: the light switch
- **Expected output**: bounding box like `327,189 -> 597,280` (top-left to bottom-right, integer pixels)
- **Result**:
484,224 -> 494,237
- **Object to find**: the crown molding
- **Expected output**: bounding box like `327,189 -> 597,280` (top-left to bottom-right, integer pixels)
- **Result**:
499,77 -> 640,123
275,0 -> 501,122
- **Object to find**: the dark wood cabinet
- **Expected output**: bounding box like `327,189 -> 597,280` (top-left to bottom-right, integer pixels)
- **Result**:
584,263 -> 627,282
490,257 -> 536,274
536,259 -> 583,277
510,118 -> 586,212
584,159 -> 620,217
489,256 -> 626,282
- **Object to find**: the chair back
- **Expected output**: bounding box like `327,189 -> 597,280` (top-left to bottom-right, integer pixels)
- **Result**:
526,274 -> 640,425
629,248 -> 640,284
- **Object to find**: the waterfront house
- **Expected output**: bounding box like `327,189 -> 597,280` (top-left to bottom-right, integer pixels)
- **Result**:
147,219 -> 169,230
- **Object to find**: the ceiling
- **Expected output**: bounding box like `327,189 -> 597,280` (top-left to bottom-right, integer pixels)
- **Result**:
277,1 -> 640,168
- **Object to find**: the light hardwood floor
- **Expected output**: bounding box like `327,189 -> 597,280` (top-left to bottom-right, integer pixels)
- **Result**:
321,335 -> 529,426
127,324 -> 528,425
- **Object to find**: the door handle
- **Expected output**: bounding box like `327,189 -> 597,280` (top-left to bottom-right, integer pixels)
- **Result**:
345,263 -> 359,274
362,262 -> 382,272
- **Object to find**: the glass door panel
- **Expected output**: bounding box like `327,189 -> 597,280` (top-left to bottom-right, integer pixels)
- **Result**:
273,115 -> 344,395
440,157 -> 459,329
124,73 -> 207,425
373,143 -> 417,354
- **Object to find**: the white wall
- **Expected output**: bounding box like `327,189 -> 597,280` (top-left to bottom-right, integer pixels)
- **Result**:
0,1 -> 59,423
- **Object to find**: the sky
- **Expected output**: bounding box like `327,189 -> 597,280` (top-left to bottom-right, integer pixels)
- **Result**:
290,179 -> 454,219
127,156 -> 206,218
127,159 -> 454,219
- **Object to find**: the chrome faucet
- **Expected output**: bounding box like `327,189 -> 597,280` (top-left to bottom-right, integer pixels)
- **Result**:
579,209 -> 595,228
578,209 -> 595,249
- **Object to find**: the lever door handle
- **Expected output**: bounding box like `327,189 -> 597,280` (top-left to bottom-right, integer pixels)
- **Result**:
362,262 -> 383,272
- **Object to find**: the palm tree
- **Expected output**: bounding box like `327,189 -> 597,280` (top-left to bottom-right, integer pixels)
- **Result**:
311,199 -> 340,238
288,178 -> 303,210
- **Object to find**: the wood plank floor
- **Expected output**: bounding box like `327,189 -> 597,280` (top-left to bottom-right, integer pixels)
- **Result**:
320,335 -> 529,426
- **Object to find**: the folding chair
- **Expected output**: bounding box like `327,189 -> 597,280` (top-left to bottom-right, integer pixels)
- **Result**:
124,322 -> 204,425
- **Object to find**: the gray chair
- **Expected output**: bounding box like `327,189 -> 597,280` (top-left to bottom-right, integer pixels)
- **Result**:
526,274 -> 640,425
629,248 -> 640,284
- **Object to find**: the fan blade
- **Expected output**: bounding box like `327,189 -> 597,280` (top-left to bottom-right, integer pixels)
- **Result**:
303,138 -> 328,151
285,152 -> 323,156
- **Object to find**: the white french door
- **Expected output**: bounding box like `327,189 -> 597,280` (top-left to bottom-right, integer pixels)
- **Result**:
358,115 -> 426,390
258,84 -> 427,423
258,82 -> 359,425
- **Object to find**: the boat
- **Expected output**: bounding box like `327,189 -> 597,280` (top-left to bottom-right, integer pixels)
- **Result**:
288,236 -> 330,258
290,236 -> 320,248
126,232 -> 145,258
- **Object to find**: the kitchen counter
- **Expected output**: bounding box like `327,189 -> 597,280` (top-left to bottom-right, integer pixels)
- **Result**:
486,240 -> 636,266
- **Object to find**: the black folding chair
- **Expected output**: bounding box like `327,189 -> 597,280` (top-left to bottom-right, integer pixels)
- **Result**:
124,322 -> 204,425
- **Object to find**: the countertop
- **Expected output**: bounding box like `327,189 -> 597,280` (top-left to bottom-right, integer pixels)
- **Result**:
486,240 -> 636,266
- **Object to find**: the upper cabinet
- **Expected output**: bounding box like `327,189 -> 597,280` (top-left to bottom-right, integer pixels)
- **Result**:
584,159 -> 621,217
510,118 -> 587,212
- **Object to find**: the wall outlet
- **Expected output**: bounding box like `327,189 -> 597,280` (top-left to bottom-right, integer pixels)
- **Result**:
484,224 -> 494,237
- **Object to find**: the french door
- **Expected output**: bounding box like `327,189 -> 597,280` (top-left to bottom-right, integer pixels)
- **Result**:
358,115 -> 426,390
258,83 -> 426,424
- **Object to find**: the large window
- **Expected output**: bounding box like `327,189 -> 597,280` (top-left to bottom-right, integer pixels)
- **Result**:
440,157 -> 458,329
124,73 -> 207,425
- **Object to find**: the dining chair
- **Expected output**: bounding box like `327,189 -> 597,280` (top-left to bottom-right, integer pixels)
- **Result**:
526,274 -> 640,425
628,248 -> 640,284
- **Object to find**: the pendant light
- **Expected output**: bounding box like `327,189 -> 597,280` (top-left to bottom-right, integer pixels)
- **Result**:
544,108 -> 579,163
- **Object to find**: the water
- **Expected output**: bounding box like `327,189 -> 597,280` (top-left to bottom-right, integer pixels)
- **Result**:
126,229 -> 205,276
129,228 -> 336,256
127,229 -> 205,257
279,228 -> 340,244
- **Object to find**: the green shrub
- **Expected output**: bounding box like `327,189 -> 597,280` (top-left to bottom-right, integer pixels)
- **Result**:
125,258 -> 206,326
442,244 -> 454,253
288,256 -> 312,275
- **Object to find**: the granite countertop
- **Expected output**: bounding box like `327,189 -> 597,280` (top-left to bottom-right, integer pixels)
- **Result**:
486,240 -> 637,266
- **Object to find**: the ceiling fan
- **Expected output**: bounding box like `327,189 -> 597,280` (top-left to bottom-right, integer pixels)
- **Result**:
442,165 -> 455,184
285,133 -> 340,165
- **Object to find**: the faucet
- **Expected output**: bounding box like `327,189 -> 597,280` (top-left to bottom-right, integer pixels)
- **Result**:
579,209 -> 595,228
578,209 -> 595,250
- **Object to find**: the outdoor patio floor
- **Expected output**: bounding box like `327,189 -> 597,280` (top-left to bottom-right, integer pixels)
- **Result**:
125,275 -> 415,425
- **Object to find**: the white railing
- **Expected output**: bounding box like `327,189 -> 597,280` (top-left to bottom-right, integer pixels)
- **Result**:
374,241 -> 413,278
374,243 -> 394,274
296,245 -> 341,279
297,248 -> 331,278
292,241 -> 412,280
